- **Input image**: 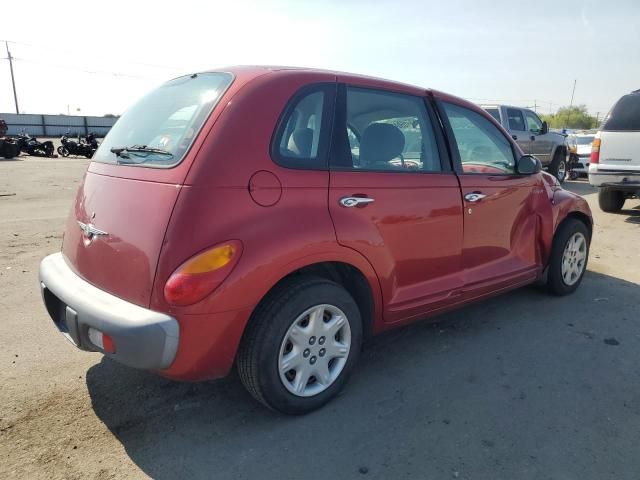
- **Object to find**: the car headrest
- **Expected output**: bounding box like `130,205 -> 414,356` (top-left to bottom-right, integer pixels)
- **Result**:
287,128 -> 314,157
359,123 -> 405,167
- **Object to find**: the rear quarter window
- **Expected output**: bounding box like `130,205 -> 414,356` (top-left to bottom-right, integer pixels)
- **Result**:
271,84 -> 335,170
602,94 -> 640,131
484,108 -> 501,123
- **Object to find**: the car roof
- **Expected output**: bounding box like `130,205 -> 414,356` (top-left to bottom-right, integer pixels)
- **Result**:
479,104 -> 532,111
214,65 -> 427,87
196,65 -> 486,118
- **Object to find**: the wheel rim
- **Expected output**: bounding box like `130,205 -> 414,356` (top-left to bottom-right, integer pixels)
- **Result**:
278,304 -> 351,398
561,232 -> 587,286
557,160 -> 566,181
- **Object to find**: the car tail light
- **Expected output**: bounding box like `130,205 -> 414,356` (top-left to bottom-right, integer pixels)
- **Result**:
88,327 -> 116,353
590,137 -> 601,164
164,241 -> 243,306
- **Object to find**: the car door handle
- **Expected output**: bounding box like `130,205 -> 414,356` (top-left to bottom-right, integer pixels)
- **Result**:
512,134 -> 518,140
339,196 -> 375,208
464,192 -> 486,202
530,135 -> 536,141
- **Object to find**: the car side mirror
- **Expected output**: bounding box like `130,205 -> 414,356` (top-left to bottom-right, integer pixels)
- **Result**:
517,154 -> 542,175
540,121 -> 549,135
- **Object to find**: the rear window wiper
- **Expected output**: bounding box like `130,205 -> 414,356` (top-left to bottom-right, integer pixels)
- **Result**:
110,145 -> 174,163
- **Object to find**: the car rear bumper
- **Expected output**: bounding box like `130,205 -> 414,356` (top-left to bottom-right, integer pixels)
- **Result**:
39,252 -> 179,370
589,170 -> 640,189
573,156 -> 590,172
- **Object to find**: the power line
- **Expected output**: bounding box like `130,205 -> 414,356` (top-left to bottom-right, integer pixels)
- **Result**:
12,56 -> 160,80
0,38 -> 183,72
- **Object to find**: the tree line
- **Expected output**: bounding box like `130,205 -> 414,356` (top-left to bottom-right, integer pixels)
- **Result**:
540,104 -> 599,130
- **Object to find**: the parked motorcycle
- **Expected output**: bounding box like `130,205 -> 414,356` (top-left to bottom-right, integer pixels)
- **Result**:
83,132 -> 99,151
58,132 -> 99,158
15,133 -> 55,157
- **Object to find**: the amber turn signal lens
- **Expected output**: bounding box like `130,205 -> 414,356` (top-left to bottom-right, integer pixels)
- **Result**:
179,244 -> 236,274
164,241 -> 243,306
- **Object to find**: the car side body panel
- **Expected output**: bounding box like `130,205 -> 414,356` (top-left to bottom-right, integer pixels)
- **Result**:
158,73 -> 592,380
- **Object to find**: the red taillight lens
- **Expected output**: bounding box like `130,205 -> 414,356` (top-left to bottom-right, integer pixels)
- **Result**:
590,137 -> 601,164
164,241 -> 242,306
102,334 -> 116,354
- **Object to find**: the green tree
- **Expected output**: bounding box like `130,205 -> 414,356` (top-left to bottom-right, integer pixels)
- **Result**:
540,104 -> 598,130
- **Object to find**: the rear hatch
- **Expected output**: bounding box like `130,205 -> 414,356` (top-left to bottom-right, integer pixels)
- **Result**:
598,92 -> 640,171
61,72 -> 234,307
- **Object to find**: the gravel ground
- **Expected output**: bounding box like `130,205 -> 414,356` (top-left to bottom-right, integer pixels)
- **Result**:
1,156 -> 639,479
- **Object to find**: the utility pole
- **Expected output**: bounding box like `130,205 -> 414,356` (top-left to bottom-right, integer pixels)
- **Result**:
5,41 -> 19,114
533,99 -> 537,113
569,79 -> 576,109
565,79 -> 576,128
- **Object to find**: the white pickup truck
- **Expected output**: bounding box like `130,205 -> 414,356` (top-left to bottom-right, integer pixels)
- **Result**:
589,90 -> 640,212
481,105 -> 569,182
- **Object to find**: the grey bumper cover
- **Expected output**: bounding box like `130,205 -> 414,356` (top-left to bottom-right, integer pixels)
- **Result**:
589,171 -> 640,188
39,252 -> 179,370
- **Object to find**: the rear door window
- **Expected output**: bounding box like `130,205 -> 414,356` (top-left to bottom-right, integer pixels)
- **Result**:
602,93 -> 640,131
331,86 -> 442,172
93,72 -> 233,167
507,108 -> 526,131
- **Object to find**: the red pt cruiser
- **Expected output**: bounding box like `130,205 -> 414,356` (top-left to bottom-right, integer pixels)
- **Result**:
39,66 -> 592,414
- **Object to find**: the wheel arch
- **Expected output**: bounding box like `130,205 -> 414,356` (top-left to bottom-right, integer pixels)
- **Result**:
550,143 -> 567,163
563,210 -> 593,240
245,260 -> 379,341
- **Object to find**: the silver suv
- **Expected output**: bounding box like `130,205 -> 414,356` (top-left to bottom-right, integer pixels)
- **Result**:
589,90 -> 640,212
482,105 -> 569,182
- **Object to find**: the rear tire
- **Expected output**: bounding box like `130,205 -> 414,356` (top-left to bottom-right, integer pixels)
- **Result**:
546,218 -> 590,296
598,188 -> 625,212
237,275 -> 362,415
0,140 -> 18,159
548,149 -> 567,183
43,142 -> 54,157
58,146 -> 70,157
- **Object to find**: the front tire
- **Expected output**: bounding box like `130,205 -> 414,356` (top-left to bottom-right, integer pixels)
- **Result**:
546,218 -> 590,296
548,149 -> 567,183
598,188 -> 625,212
237,276 -> 362,415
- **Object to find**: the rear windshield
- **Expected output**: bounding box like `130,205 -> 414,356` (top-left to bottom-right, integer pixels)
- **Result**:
93,72 -> 233,167
602,93 -> 640,131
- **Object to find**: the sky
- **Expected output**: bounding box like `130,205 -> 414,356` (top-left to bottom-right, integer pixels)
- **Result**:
1,0 -> 638,118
